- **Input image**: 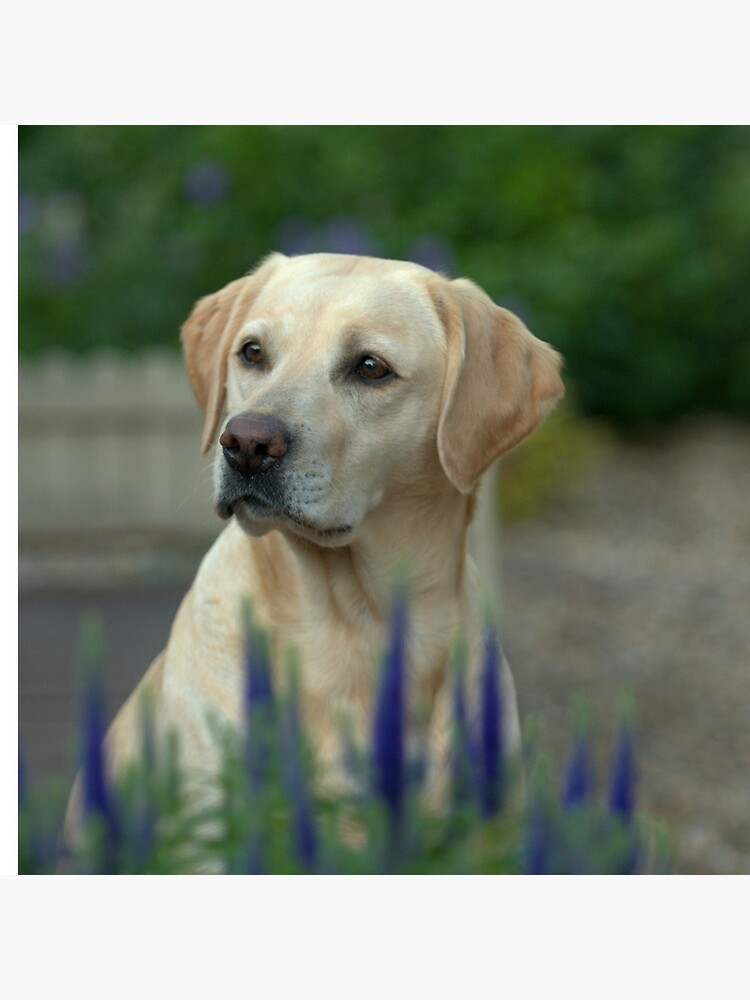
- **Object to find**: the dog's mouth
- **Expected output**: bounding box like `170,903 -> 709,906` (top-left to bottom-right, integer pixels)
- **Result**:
215,490 -> 275,521
216,490 -> 351,539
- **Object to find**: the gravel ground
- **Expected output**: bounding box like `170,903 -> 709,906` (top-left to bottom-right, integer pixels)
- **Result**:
501,418 -> 750,874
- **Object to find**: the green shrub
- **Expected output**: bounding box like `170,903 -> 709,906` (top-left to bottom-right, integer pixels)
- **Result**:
498,398 -> 608,522
19,125 -> 750,430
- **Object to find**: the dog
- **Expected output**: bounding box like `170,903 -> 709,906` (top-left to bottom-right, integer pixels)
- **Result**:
64,251 -> 563,847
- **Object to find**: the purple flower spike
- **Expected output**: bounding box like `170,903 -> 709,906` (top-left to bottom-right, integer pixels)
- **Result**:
75,615 -> 120,869
608,722 -> 636,821
243,613 -> 275,790
372,592 -> 407,820
82,670 -> 109,817
80,668 -> 121,871
243,618 -> 273,715
478,629 -> 504,817
293,787 -> 317,869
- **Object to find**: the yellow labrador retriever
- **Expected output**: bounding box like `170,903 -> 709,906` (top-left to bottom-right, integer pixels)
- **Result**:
66,251 -> 563,836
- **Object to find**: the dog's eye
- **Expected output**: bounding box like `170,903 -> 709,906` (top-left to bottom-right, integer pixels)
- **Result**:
354,355 -> 392,381
240,342 -> 263,366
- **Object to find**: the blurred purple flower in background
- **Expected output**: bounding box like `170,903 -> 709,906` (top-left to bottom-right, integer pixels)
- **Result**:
42,243 -> 86,287
322,216 -> 378,256
275,215 -> 379,257
274,215 -> 313,255
275,218 -> 458,272
18,194 -> 37,237
183,160 -> 229,204
30,192 -> 88,288
406,234 -> 454,274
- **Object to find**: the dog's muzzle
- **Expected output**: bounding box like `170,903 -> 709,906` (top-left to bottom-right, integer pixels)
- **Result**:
215,413 -> 353,540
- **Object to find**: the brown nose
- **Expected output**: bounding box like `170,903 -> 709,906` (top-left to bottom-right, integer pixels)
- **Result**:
219,414 -> 291,477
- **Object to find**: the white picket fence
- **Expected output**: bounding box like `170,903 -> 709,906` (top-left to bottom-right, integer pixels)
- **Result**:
19,351 -> 500,592
19,351 -> 218,543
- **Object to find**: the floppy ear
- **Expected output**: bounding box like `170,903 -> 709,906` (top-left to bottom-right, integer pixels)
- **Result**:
181,254 -> 285,454
436,277 -> 564,494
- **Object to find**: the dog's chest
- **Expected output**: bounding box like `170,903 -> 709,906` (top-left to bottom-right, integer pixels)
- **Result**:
170,524 -> 459,752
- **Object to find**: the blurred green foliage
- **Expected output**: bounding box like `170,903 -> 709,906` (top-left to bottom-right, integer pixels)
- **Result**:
499,399 -> 608,521
19,125 -> 750,430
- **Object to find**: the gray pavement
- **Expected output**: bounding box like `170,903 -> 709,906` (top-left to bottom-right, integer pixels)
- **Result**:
19,586 -> 186,782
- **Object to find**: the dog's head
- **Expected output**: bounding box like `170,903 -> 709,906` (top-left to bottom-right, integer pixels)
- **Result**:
182,252 -> 564,547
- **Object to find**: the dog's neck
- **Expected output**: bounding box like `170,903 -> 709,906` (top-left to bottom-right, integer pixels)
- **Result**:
267,477 -> 476,634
